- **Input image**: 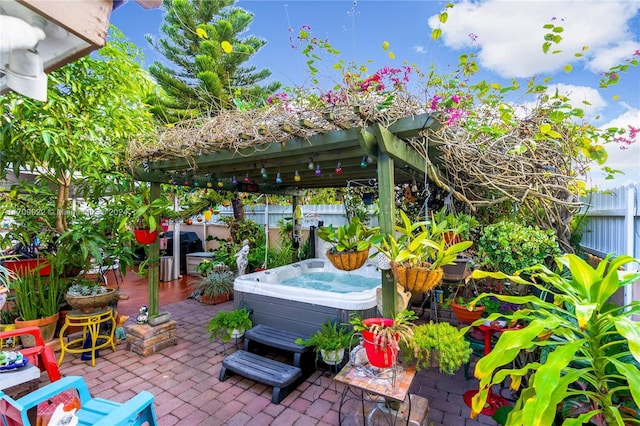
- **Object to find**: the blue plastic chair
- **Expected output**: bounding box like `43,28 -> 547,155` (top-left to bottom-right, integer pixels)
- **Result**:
0,376 -> 157,426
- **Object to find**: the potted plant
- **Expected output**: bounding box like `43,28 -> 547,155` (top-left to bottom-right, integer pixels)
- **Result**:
350,309 -> 418,368
207,308 -> 253,342
191,269 -> 234,305
65,278 -> 118,314
375,210 -> 472,293
295,319 -> 354,365
408,321 -> 473,375
194,259 -> 215,277
121,186 -> 175,245
12,268 -> 65,344
442,277 -> 488,324
468,253 -> 640,425
317,217 -> 381,271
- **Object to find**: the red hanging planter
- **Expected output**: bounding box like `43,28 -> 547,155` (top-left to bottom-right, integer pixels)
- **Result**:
134,229 -> 158,244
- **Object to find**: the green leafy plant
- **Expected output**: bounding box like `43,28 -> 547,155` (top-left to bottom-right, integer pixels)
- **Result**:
207,308 -> 253,342
194,259 -> 215,276
408,321 -> 473,375
468,253 -> 640,425
192,269 -> 234,300
375,210 -> 472,270
296,319 -> 353,352
12,268 -> 65,320
476,220 -> 561,276
121,186 -> 174,233
317,217 -> 381,253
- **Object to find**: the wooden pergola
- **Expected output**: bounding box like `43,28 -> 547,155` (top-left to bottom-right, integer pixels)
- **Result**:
133,113 -> 442,319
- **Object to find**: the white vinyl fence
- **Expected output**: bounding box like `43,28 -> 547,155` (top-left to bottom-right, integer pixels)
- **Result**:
579,183 -> 640,308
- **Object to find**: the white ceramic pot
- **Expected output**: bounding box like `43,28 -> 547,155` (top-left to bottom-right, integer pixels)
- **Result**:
320,348 -> 345,365
230,328 -> 245,340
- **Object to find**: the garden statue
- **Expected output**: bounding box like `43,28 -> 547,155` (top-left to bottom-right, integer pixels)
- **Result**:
136,306 -> 148,324
349,337 -> 368,366
235,239 -> 250,276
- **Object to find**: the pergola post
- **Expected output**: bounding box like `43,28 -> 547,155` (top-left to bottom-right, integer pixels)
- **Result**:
148,181 -> 161,317
377,150 -> 397,318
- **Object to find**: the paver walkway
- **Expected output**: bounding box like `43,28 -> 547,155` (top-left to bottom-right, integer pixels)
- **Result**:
47,298 -> 498,425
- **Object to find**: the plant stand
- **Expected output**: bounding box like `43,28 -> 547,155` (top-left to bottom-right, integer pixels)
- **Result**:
125,319 -> 177,356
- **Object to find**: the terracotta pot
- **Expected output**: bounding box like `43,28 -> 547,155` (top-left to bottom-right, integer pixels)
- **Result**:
325,249 -> 369,271
390,262 -> 443,293
451,302 -> 485,324
66,288 -> 118,314
199,292 -> 232,305
134,229 -> 158,244
361,318 -> 398,368
14,313 -> 59,346
57,310 -> 83,336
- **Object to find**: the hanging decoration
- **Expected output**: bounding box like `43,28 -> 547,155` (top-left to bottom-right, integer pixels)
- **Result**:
275,172 -> 282,184
308,157 -> 314,170
315,163 -> 322,176
232,175 -> 238,185
360,156 -> 368,168
243,172 -> 250,183
335,161 -> 342,174
294,170 -> 301,182
261,166 -> 268,179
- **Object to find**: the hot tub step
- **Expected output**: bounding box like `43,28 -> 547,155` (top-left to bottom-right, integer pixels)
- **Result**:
219,350 -> 302,404
244,324 -> 312,368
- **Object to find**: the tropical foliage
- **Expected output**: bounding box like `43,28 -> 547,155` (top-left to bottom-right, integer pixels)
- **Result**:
469,254 -> 640,425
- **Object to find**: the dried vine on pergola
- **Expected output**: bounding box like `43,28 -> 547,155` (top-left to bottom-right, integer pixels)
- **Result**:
129,91 -> 586,250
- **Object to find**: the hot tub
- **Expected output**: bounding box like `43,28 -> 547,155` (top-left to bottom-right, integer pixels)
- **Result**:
234,258 -> 381,336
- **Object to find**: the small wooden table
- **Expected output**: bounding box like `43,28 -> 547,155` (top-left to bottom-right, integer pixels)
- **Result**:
334,363 -> 416,425
58,307 -> 116,367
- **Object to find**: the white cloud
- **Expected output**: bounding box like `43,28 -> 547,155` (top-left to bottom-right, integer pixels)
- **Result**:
588,107 -> 640,189
414,45 -> 427,55
428,0 -> 640,78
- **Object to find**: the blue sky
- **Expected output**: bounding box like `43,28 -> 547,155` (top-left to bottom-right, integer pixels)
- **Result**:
111,0 -> 640,189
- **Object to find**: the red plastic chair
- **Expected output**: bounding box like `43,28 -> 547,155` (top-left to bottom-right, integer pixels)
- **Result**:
0,326 -> 61,383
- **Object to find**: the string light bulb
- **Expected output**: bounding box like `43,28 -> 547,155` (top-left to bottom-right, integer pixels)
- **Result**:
294,170 -> 301,182
411,178 -> 418,193
308,160 -> 314,170
360,156 -> 368,168
261,167 -> 268,179
315,163 -> 322,176
335,161 -> 342,174
217,180 -> 224,188
243,172 -> 250,183
275,172 -> 282,184
232,175 -> 238,185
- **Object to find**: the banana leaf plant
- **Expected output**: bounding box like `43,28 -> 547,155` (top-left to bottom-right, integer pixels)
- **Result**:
466,253 -> 640,426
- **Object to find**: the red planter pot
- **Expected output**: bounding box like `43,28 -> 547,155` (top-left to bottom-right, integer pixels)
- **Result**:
134,229 -> 158,244
361,318 -> 398,368
3,258 -> 50,277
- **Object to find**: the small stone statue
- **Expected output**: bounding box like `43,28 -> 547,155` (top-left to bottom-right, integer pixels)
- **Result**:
235,239 -> 250,276
136,305 -> 148,324
349,338 -> 369,366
